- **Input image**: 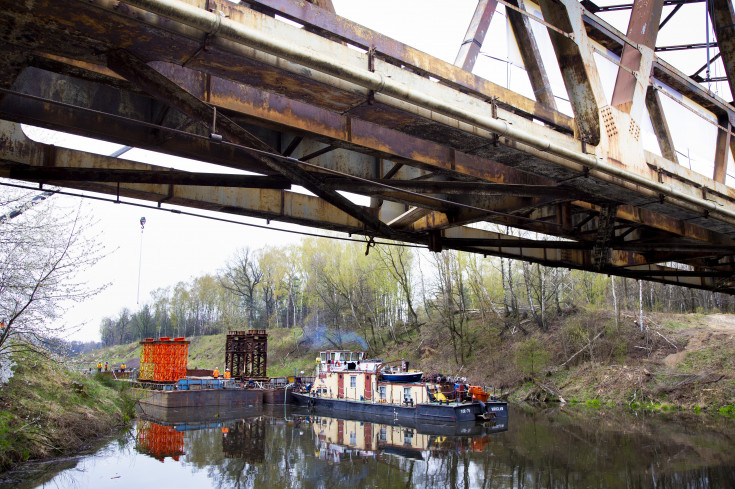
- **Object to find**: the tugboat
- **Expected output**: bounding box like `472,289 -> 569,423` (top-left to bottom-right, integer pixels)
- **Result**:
291,350 -> 508,423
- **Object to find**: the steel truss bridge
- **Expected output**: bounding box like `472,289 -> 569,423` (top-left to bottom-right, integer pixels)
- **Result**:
0,0 -> 734,293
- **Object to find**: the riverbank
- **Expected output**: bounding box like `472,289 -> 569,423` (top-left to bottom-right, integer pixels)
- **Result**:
412,310 -> 735,413
0,349 -> 135,472
80,310 -> 735,413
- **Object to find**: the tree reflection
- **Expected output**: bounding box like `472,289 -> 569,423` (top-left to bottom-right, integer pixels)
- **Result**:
122,407 -> 735,489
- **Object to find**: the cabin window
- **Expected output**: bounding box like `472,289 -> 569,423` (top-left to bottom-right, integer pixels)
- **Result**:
350,431 -> 356,445
330,352 -> 336,362
379,386 -> 386,400
320,353 -> 326,362
403,387 -> 412,402
403,430 -> 413,446
379,428 -> 387,442
359,352 -> 364,361
350,376 -> 357,388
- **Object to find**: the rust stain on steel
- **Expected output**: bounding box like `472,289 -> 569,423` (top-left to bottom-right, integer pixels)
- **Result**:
208,78 -> 348,140
538,0 -> 602,146
454,0 -> 498,72
205,78 -> 553,185
236,0 -> 574,131
574,201 -> 735,245
0,120 -> 366,231
610,0 -> 663,112
582,11 -> 734,121
12,0 -> 366,113
3,68 -> 277,175
711,0 -> 735,106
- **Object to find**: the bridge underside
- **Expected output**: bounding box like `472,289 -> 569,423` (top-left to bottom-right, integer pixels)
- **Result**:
0,0 -> 734,292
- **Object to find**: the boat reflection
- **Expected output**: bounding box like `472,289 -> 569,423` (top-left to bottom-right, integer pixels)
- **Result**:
301,412 -> 507,465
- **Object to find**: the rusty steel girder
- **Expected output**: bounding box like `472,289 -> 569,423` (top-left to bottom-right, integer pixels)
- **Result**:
0,0 -> 733,293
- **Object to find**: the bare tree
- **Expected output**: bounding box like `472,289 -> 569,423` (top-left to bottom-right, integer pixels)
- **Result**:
376,244 -> 418,327
221,247 -> 263,328
0,189 -> 105,354
431,251 -> 472,365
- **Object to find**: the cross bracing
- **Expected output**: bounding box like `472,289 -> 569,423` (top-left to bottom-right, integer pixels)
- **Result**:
0,0 -> 734,293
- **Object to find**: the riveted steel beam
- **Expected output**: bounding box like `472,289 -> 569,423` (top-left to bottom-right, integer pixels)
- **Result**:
610,0 -> 663,120
645,86 -> 679,164
105,48 -> 397,238
0,121 -> 366,232
538,0 -> 605,145
713,114 -> 734,184
710,0 -> 735,104
3,164 -> 292,188
455,0 -> 498,72
437,225 -> 734,292
239,0 -> 574,131
583,10 -> 735,125
506,0 -> 557,109
324,178 -> 588,198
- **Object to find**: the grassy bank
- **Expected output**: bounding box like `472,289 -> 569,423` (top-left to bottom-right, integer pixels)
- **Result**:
0,349 -> 135,472
407,309 -> 735,413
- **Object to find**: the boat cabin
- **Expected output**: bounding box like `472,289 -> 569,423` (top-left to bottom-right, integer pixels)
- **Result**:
312,350 -> 430,405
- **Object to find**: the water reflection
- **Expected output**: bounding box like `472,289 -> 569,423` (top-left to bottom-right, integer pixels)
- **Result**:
4,405 -> 735,489
136,420 -> 185,461
307,414 -> 503,466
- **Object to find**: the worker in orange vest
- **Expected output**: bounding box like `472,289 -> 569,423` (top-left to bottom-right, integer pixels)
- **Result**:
97,362 -> 102,372
120,363 -> 126,373
213,367 -> 220,379
223,369 -> 231,379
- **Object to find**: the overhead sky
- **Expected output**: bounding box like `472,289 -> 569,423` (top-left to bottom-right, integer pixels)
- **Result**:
11,0 -> 733,342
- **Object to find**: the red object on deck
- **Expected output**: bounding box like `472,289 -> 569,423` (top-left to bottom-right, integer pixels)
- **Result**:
468,385 -> 489,402
139,338 -> 189,382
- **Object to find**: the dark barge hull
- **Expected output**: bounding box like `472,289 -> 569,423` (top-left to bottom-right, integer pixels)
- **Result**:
291,392 -> 508,422
133,387 -> 262,409
262,387 -> 292,404
290,406 -> 508,436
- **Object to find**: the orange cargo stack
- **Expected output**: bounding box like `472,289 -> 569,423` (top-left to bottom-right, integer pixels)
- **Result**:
138,338 -> 189,382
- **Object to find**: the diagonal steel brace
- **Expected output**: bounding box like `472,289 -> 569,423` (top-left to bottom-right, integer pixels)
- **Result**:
106,49 -> 396,238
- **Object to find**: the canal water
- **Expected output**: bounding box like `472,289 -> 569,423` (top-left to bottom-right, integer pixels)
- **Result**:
3,405 -> 735,488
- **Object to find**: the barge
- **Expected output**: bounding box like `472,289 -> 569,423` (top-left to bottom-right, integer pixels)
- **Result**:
291,350 -> 508,423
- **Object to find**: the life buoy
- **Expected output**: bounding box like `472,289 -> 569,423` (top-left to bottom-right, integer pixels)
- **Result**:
335,361 -> 341,367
